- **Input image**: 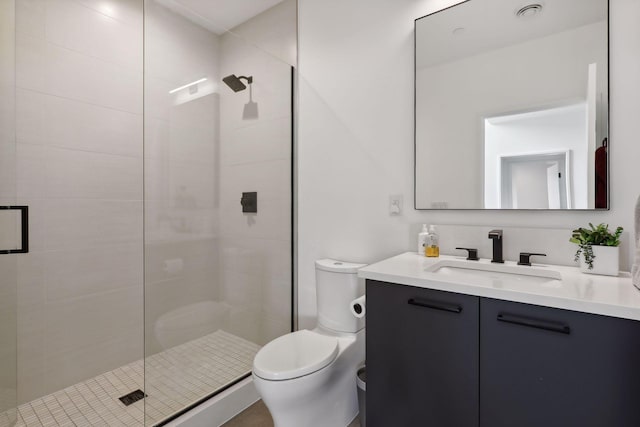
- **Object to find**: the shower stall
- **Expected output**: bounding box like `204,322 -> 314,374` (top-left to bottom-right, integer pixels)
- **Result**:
0,0 -> 295,425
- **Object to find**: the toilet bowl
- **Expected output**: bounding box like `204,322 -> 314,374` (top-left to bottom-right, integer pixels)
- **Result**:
252,259 -> 367,427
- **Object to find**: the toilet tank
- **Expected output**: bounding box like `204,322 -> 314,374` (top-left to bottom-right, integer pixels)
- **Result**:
315,259 -> 367,333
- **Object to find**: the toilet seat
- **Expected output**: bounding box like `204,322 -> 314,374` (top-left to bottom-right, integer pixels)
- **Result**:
253,330 -> 339,381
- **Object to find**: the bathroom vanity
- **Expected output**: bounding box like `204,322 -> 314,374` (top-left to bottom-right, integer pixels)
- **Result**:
359,253 -> 640,427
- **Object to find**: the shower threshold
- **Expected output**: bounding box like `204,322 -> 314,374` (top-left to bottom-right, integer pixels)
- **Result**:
1,330 -> 260,427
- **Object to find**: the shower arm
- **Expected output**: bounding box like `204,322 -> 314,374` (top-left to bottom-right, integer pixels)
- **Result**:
237,76 -> 253,85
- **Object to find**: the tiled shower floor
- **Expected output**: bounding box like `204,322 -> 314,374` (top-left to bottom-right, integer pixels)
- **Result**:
0,330 -> 260,427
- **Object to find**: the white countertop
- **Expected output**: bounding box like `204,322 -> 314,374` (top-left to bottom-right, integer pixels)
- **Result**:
358,252 -> 640,321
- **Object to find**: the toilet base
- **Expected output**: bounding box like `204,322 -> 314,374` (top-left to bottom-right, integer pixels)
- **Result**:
253,329 -> 365,427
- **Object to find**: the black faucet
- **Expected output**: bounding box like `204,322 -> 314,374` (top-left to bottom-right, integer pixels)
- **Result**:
456,247 -> 479,261
488,229 -> 503,263
518,252 -> 547,266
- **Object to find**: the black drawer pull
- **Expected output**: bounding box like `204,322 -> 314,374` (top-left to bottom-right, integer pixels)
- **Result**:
497,313 -> 570,334
408,298 -> 462,314
0,206 -> 29,254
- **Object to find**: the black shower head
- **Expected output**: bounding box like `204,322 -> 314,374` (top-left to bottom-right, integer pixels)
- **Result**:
222,74 -> 253,92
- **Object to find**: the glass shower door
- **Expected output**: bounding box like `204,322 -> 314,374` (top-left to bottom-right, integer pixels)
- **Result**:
0,1 -> 18,425
9,1 -> 145,425
144,0 -> 295,423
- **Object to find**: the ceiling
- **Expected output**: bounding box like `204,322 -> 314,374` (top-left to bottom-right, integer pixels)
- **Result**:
154,0 -> 284,34
416,0 -> 607,69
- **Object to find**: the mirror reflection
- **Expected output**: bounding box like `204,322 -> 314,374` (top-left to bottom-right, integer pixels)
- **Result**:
415,0 -> 608,210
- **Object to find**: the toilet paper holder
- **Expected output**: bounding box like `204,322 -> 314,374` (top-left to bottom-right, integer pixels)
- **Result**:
350,295 -> 366,319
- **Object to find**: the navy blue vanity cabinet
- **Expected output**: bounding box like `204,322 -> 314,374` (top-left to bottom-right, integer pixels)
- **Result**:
480,298 -> 640,427
366,280 -> 479,427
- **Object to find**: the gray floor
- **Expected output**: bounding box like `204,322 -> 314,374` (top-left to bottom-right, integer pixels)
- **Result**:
223,400 -> 361,427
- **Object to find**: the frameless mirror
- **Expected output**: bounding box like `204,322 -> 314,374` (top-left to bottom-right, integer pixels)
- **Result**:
415,0 -> 608,210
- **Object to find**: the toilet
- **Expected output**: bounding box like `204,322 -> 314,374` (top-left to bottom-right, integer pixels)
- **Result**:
252,259 -> 367,427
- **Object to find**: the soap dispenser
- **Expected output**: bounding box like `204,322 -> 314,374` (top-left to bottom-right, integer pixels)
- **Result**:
418,224 -> 429,256
425,225 -> 440,257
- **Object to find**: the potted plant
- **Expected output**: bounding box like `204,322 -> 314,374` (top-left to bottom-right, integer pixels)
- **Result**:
570,223 -> 623,276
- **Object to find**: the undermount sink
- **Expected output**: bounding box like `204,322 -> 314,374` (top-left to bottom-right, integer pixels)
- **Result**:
425,259 -> 562,284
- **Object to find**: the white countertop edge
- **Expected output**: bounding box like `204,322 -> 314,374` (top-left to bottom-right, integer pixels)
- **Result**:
358,252 -> 640,322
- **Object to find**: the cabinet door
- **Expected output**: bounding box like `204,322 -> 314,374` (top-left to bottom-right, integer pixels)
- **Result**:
367,280 -> 479,427
480,298 -> 640,427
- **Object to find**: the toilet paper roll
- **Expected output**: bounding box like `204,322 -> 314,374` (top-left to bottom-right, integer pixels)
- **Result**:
350,295 -> 366,319
163,258 -> 184,274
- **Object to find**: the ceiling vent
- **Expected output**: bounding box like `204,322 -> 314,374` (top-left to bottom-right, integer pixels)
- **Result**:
516,3 -> 543,18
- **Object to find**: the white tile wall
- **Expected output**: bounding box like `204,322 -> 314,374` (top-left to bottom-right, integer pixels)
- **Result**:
0,143 -> 17,202
45,0 -> 142,71
16,33 -> 142,114
144,0 -> 295,357
10,0 -> 295,411
226,0 -> 297,68
76,0 -> 143,27
43,244 -> 143,302
17,146 -> 142,200
143,0 -> 221,363
218,0 -> 296,345
16,89 -> 143,157
15,0 -> 45,40
41,199 -> 143,251
221,117 -> 291,165
144,5 -> 220,88
0,255 -> 17,419
14,0 -> 144,403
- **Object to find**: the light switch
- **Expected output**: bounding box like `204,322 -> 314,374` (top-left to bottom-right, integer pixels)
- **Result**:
389,195 -> 403,216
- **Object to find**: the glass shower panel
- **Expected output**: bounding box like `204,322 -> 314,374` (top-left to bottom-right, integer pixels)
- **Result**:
10,1 -> 145,426
0,1 -> 18,426
144,0 -> 295,423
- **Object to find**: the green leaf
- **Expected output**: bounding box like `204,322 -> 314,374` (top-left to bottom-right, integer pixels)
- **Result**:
569,223 -> 623,248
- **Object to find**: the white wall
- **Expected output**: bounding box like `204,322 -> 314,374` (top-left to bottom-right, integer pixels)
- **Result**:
415,21 -> 606,209
297,0 -> 640,329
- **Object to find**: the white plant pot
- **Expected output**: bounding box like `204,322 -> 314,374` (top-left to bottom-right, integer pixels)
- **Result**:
579,245 -> 619,276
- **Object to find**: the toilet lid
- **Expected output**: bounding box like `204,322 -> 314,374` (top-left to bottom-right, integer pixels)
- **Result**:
253,330 -> 339,381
